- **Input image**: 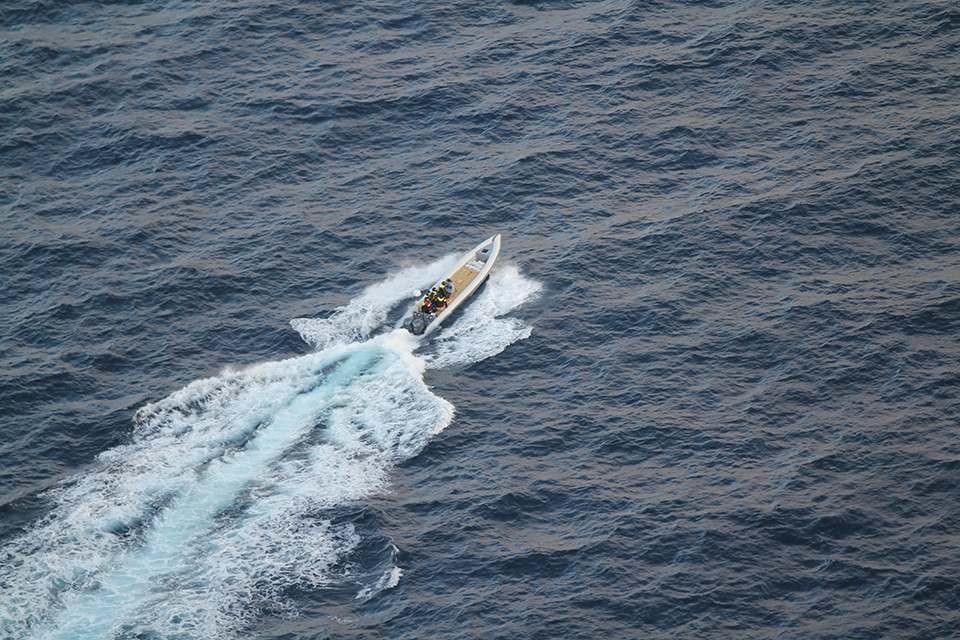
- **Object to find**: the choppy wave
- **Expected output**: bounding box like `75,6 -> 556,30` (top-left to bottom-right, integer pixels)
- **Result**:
3,0 -> 959,637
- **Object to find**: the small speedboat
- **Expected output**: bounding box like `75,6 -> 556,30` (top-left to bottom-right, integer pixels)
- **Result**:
399,234 -> 501,336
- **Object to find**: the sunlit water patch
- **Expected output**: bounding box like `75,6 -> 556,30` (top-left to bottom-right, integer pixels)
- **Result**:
0,264 -> 539,639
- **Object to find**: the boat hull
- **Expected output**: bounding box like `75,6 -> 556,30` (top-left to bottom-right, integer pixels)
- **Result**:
398,234 -> 501,336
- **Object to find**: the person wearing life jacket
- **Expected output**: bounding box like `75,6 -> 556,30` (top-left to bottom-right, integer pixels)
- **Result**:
420,295 -> 434,314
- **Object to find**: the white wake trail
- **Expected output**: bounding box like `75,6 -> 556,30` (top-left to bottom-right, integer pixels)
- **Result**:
0,258 -> 539,640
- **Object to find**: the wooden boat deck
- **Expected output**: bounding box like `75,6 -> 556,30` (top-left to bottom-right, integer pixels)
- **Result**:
447,259 -> 485,304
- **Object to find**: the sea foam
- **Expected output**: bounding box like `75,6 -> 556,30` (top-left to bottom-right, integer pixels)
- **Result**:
0,258 -> 539,639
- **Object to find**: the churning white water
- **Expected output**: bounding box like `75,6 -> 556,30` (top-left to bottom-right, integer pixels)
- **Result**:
0,260 -> 540,639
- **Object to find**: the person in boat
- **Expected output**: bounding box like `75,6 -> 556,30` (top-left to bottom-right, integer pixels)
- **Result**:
419,290 -> 435,314
421,287 -> 445,314
432,284 -> 451,310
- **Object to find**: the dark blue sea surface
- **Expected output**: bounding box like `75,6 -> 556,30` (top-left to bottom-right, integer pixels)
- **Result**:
2,0 -> 959,638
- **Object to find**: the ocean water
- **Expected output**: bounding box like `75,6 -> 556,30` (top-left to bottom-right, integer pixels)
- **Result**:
2,0 -> 959,638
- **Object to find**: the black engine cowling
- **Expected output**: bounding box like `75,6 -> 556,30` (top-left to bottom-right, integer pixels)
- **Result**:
402,312 -> 429,335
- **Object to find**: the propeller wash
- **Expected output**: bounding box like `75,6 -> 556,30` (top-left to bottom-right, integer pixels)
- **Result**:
0,258 -> 541,640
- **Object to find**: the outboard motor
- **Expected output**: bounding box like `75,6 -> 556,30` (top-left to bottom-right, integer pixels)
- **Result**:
403,311 -> 428,335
